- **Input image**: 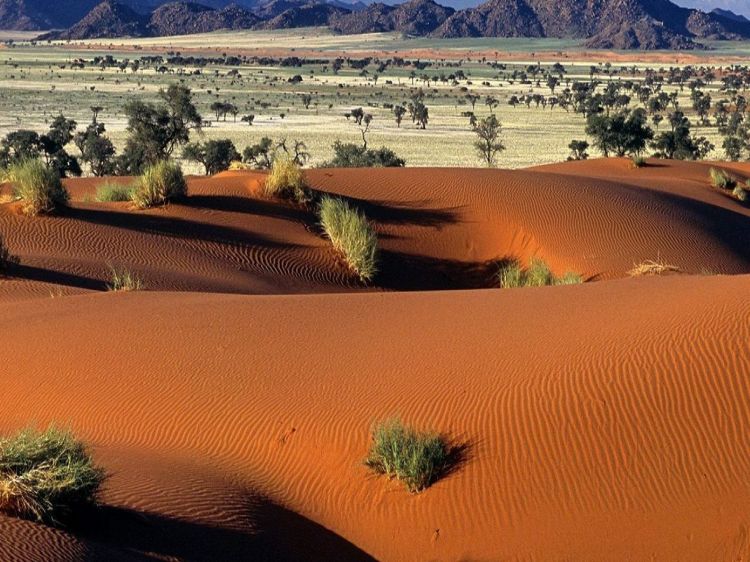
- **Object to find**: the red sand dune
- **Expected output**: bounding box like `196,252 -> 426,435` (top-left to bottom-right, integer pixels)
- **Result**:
1,159 -> 749,560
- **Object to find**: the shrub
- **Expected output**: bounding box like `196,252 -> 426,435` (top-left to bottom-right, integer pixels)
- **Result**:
107,265 -> 144,292
131,160 -> 187,208
264,156 -> 309,204
627,258 -> 681,277
318,195 -> 378,282
0,233 -> 18,275
95,182 -> 134,202
734,184 -> 748,203
709,167 -> 736,190
497,257 -> 582,288
8,159 -> 68,216
321,141 -> 405,168
364,419 -> 449,493
631,155 -> 646,168
0,427 -> 106,525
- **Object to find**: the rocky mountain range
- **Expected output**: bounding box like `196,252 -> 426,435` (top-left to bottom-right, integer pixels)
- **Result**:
8,0 -> 750,49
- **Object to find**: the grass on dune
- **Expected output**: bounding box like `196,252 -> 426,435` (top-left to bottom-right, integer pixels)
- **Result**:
263,156 -> 310,204
498,257 -> 582,288
7,159 -> 68,216
627,258 -> 681,276
0,427 -> 106,526
364,419 -> 451,493
0,233 -> 18,275
318,195 -> 378,282
131,160 -> 187,208
106,265 -> 145,292
709,167 -> 736,189
95,182 -> 135,202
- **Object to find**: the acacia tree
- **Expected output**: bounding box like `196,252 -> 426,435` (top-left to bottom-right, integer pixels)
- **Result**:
74,122 -> 116,176
183,139 -> 240,175
0,116 -> 81,177
393,105 -> 406,128
585,109 -> 653,157
472,115 -> 505,167
118,84 -> 202,174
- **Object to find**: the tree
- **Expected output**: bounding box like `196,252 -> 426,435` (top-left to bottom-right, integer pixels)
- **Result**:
485,96 -> 499,114
472,115 -> 505,167
300,94 -> 313,109
183,139 -> 240,175
118,84 -> 201,174
568,140 -> 589,160
465,93 -> 480,111
0,116 -> 81,177
241,114 -> 255,126
651,111 -> 713,160
243,137 -> 275,169
585,109 -> 653,157
74,122 -> 116,176
322,141 -> 405,168
408,90 -> 429,129
393,104 -> 406,128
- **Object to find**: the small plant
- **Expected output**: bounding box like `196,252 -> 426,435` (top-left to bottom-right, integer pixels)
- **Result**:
107,265 -> 144,292
263,155 -> 309,204
0,427 -> 106,525
0,233 -> 19,275
95,182 -> 134,202
131,160 -> 187,208
364,419 -> 450,493
497,257 -> 582,288
627,258 -> 681,277
318,195 -> 378,282
734,184 -> 748,203
709,167 -> 736,190
631,155 -> 646,168
8,159 -> 68,216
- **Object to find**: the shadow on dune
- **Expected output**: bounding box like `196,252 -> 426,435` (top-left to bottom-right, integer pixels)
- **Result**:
74,501 -> 375,562
187,195 -> 313,224
352,198 -> 463,228
378,250 -> 496,291
10,264 -> 105,291
65,206 -> 297,251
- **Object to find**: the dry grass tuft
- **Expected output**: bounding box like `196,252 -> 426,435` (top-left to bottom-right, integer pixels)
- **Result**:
627,258 -> 681,277
263,156 -> 309,204
7,159 -> 68,216
131,160 -> 187,208
106,265 -> 145,292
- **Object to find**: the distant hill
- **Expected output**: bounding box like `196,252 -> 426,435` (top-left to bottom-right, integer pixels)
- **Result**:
711,7 -> 750,23
260,2 -> 351,29
0,0 -> 101,30
148,2 -> 260,35
330,0 -> 454,34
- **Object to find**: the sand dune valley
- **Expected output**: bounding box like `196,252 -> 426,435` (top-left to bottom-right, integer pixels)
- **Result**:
0,156 -> 748,561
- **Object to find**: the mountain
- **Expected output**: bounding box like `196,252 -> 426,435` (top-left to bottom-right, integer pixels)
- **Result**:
260,2 -> 351,29
148,1 -> 260,35
330,0 -> 454,34
711,7 -> 750,22
431,0 -> 750,48
39,1 -> 148,39
0,0 -> 102,30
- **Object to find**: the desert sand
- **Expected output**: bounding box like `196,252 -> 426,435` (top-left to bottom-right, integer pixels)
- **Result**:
1,158 -> 749,560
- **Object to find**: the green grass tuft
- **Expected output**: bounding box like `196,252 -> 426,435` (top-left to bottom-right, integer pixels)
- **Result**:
7,159 -> 68,216
263,156 -> 309,204
318,195 -> 378,282
630,155 -> 646,168
733,185 -> 748,203
709,167 -> 736,190
96,182 -> 135,202
0,427 -> 106,525
131,160 -> 187,208
107,265 -> 144,292
364,419 -> 451,493
497,257 -> 582,288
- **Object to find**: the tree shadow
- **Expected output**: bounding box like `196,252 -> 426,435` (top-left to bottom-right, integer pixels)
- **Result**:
72,500 -> 375,562
377,250 -> 496,291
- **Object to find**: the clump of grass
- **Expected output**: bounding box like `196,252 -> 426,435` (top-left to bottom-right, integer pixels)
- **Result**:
0,427 -> 106,525
131,160 -> 187,208
364,419 -> 451,493
8,159 -> 68,216
733,184 -> 748,203
263,156 -> 309,204
318,195 -> 378,282
631,155 -> 646,168
0,233 -> 19,275
95,182 -> 134,202
497,257 -> 582,288
709,167 -> 736,190
627,258 -> 681,277
107,265 -> 144,292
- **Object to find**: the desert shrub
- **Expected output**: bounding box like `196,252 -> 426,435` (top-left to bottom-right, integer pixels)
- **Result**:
8,159 -> 68,216
131,160 -> 187,208
321,141 -> 405,168
709,167 -> 736,190
364,419 -> 449,493
0,427 -> 106,525
734,184 -> 749,203
95,182 -> 134,202
497,257 -> 582,288
318,195 -> 378,282
264,156 -> 309,204
0,233 -> 18,275
107,265 -> 144,292
627,258 -> 681,277
631,155 -> 646,168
